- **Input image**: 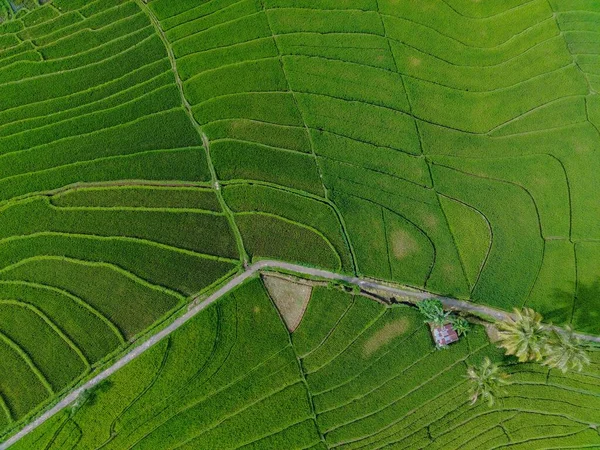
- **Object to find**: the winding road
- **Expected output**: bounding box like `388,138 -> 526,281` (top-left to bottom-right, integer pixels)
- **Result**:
1,259 -> 598,449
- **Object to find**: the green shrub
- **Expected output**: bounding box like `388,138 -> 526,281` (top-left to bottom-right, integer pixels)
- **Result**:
416,298 -> 449,325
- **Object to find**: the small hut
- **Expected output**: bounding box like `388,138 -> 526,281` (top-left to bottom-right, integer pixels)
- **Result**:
429,323 -> 459,347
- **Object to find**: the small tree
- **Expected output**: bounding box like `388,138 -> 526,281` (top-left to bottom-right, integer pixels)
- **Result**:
70,380 -> 113,415
543,326 -> 591,373
451,316 -> 470,336
417,298 -> 450,326
496,308 -> 549,362
466,357 -> 509,407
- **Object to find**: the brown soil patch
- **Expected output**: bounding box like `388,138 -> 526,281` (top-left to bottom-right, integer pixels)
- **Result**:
263,275 -> 312,332
391,229 -> 419,259
363,318 -> 410,357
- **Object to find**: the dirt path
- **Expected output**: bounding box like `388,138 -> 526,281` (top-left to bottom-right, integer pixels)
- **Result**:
1,259 -> 598,449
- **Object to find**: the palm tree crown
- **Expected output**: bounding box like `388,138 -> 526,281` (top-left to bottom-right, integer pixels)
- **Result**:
543,326 -> 591,373
496,308 -> 549,362
466,357 -> 509,407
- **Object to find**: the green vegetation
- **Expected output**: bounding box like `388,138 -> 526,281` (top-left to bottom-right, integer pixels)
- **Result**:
1,0 -> 600,446
495,308 -> 591,375
466,357 -> 509,407
543,327 -> 591,373
70,380 -> 113,415
496,308 -> 549,363
451,317 -> 470,337
12,279 -> 600,449
0,185 -> 240,433
416,299 -> 470,339
416,298 -> 450,326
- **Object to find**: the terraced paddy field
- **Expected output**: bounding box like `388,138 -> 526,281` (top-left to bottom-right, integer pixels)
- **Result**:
1,0 -> 600,446
10,278 -> 600,449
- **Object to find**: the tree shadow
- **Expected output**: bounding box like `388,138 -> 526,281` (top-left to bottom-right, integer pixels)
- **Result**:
528,282 -> 573,326
542,286 -> 574,325
571,280 -> 600,335
551,280 -> 600,335
84,379 -> 114,408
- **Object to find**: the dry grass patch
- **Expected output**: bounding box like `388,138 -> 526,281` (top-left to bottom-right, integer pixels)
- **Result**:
363,317 -> 410,357
485,323 -> 501,343
263,275 -> 313,332
391,229 -> 420,259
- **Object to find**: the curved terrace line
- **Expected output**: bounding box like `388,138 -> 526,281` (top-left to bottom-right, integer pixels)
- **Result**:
0,300 -> 90,370
1,259 -> 599,449
0,279 -> 125,345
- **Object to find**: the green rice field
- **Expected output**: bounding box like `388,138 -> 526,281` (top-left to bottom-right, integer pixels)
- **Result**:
0,0 -> 600,446
11,278 -> 600,449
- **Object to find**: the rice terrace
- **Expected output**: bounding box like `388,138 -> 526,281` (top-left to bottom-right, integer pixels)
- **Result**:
0,0 -> 599,448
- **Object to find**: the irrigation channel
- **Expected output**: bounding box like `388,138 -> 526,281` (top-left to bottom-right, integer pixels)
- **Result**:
2,259 -> 599,449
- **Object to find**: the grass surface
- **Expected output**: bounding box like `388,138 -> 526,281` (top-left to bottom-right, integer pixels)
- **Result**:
11,279 -> 600,449
2,0 -> 600,442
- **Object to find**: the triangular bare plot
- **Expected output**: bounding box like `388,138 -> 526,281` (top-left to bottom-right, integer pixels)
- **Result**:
263,275 -> 313,332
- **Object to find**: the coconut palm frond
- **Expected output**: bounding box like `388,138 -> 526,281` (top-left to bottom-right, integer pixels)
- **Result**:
466,357 -> 509,408
543,326 -> 591,373
496,308 -> 550,362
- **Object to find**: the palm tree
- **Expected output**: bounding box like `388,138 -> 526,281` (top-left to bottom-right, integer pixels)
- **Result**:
543,326 -> 590,373
466,357 -> 509,407
496,308 -> 549,362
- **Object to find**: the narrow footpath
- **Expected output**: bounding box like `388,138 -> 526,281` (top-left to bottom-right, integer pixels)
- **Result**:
1,259 -> 598,449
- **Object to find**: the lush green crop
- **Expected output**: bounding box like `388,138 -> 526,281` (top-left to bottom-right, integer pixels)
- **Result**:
52,186 -> 221,211
236,213 -> 341,270
0,336 -> 50,422
210,140 -> 323,195
12,279 -> 600,449
0,257 -> 181,339
0,302 -> 87,392
223,184 -> 353,272
2,0 -> 600,444
0,281 -> 122,364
